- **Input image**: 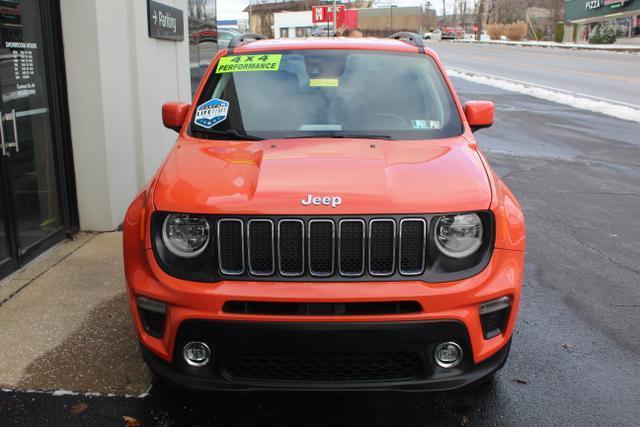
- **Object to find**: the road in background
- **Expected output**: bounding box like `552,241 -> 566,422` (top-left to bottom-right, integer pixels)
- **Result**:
1,78 -> 640,426
429,41 -> 640,107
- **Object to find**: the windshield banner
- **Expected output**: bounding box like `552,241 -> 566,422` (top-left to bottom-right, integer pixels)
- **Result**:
216,54 -> 282,73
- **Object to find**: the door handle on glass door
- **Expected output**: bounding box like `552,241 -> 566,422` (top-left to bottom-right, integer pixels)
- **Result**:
10,110 -> 19,153
0,110 -> 5,157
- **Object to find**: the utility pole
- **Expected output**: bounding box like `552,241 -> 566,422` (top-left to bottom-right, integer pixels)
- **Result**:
249,0 -> 253,33
476,0 -> 484,40
333,0 -> 337,36
389,5 -> 397,31
442,0 -> 446,26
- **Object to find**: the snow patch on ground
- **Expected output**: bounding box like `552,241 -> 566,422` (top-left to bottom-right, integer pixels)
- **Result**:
447,68 -> 640,123
450,39 -> 640,52
1,387 -> 147,399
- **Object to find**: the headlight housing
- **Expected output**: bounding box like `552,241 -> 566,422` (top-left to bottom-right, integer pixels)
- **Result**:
434,213 -> 483,259
162,213 -> 210,258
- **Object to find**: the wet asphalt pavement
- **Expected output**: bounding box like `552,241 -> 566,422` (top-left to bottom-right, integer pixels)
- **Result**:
1,78 -> 639,426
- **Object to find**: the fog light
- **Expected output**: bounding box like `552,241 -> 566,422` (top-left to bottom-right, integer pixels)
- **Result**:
183,342 -> 211,367
434,342 -> 463,368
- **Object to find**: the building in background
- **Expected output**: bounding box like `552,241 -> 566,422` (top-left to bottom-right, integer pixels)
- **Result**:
218,19 -> 240,30
188,0 -> 217,95
357,6 -> 437,36
565,0 -> 639,42
1,0 -> 194,281
274,11 -> 314,38
273,5 -> 437,39
244,0 -> 323,38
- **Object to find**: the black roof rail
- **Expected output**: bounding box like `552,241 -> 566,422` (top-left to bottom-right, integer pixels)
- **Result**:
227,33 -> 267,53
387,32 -> 425,53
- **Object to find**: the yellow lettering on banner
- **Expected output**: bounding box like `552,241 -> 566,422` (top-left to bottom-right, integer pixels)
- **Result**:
216,54 -> 282,73
309,78 -> 339,87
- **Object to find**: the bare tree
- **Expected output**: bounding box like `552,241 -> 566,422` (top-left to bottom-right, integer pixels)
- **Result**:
476,0 -> 485,40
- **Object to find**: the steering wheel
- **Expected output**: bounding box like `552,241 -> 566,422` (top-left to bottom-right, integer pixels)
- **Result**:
369,113 -> 410,128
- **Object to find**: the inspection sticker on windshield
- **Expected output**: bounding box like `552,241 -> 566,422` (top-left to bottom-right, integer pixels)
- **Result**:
216,54 -> 282,73
309,78 -> 339,87
412,120 -> 441,129
194,98 -> 229,128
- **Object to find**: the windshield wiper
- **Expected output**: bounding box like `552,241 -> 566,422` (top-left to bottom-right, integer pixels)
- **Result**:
192,128 -> 264,141
283,133 -> 392,140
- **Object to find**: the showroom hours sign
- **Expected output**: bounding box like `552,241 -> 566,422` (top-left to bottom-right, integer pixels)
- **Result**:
5,41 -> 37,97
147,0 -> 184,41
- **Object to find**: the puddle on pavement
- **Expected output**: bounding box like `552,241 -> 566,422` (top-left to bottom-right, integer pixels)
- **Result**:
17,292 -> 151,396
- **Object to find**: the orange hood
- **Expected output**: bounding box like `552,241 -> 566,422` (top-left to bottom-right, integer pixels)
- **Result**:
153,137 -> 492,215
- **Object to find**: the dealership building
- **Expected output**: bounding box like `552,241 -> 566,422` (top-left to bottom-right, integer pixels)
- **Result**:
0,0 -> 216,281
565,0 -> 640,42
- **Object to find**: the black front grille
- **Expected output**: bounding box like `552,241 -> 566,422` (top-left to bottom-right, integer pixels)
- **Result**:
224,351 -> 422,382
215,216 -> 430,279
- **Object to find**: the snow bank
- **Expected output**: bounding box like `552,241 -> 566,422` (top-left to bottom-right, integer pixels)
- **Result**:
447,68 -> 640,123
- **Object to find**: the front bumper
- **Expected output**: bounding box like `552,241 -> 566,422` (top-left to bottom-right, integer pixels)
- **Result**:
126,244 -> 523,391
141,320 -> 512,392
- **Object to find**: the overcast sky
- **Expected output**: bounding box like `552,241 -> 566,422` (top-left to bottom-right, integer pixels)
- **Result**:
217,0 -> 457,21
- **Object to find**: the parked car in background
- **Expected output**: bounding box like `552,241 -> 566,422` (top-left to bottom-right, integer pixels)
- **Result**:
423,29 -> 442,40
440,29 -> 458,40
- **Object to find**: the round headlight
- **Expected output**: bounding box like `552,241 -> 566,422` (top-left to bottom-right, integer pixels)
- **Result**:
434,213 -> 483,259
162,214 -> 210,258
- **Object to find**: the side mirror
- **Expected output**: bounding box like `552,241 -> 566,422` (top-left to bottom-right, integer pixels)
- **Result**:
464,101 -> 494,132
162,102 -> 190,132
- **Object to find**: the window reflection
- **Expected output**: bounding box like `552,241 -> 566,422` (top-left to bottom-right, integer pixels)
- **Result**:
189,0 -> 218,96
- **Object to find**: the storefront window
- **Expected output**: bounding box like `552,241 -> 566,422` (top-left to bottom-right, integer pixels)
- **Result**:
188,0 -> 217,96
280,28 -> 289,38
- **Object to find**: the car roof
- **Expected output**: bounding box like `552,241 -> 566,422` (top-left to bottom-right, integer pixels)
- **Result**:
231,37 -> 435,56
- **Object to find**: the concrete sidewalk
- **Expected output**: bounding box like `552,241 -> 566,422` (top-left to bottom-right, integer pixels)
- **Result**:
0,232 -> 150,396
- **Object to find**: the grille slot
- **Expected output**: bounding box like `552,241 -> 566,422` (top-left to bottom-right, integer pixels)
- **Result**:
224,351 -> 422,382
278,220 -> 304,276
308,220 -> 335,277
369,219 -> 396,276
338,219 -> 365,276
399,218 -> 426,275
247,219 -> 275,276
217,219 -> 244,275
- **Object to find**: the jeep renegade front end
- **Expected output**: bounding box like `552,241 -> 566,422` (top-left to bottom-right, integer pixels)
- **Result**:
123,34 -> 525,391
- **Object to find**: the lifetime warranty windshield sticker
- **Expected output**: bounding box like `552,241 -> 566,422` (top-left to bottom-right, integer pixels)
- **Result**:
216,54 -> 282,73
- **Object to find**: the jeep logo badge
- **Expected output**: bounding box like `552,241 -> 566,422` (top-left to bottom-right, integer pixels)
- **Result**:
301,194 -> 342,208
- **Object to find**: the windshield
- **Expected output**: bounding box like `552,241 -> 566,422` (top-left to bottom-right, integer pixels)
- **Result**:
190,50 -> 462,140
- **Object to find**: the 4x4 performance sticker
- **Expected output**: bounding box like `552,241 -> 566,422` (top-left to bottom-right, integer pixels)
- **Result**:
194,98 -> 229,128
216,54 -> 282,73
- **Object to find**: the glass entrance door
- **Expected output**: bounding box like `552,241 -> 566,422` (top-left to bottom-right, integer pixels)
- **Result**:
0,188 -> 18,278
0,0 -> 65,277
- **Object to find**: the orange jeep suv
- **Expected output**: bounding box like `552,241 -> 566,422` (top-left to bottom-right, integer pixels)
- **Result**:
123,33 -> 525,391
